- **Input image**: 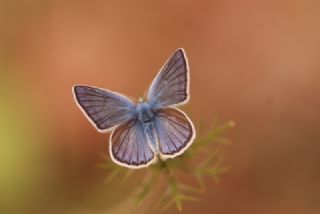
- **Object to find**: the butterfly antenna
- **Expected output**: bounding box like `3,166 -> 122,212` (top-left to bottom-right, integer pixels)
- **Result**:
142,88 -> 148,101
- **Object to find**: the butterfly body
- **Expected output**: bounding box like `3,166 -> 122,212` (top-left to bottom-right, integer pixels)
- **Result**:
73,49 -> 196,168
142,120 -> 159,153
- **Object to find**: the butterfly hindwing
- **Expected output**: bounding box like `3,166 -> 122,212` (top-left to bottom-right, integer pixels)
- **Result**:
110,119 -> 156,168
73,85 -> 135,131
147,49 -> 189,109
153,107 -> 195,159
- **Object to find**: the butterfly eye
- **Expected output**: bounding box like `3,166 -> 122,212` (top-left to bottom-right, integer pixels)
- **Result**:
143,118 -> 152,123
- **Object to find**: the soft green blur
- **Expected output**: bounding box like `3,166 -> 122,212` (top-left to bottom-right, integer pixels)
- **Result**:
0,85 -> 47,213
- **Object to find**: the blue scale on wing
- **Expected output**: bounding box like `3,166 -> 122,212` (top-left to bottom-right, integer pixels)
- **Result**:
154,108 -> 194,156
74,85 -> 136,130
147,49 -> 189,109
111,119 -> 155,166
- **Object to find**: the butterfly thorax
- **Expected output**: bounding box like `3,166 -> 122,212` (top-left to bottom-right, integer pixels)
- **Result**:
136,102 -> 155,124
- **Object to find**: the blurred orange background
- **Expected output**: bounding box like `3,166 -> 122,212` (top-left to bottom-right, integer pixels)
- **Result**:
1,0 -> 320,213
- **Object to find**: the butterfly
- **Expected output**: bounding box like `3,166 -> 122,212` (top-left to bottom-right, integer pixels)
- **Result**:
72,48 -> 196,168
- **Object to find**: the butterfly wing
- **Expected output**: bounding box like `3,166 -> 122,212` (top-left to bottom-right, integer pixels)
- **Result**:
147,49 -> 190,109
110,119 -> 156,168
73,85 -> 135,132
153,108 -> 195,159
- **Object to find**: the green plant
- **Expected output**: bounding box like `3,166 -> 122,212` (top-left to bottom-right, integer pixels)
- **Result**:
98,121 -> 235,211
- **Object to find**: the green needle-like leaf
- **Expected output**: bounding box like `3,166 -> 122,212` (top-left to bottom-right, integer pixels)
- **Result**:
101,120 -> 234,211
134,184 -> 150,207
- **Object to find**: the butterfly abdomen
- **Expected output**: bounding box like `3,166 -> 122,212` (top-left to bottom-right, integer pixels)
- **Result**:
136,102 -> 159,153
142,121 -> 159,153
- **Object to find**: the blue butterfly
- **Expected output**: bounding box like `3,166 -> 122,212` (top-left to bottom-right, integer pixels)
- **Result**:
73,49 -> 196,168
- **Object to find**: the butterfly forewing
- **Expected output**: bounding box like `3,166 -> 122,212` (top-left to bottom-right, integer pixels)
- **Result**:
147,49 -> 189,108
154,108 -> 195,158
73,85 -> 135,131
110,119 -> 155,168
